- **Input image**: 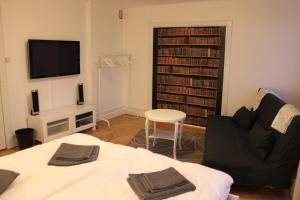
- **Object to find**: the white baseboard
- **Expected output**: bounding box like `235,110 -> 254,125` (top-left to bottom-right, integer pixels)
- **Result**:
96,106 -> 125,121
123,107 -> 147,117
96,106 -> 145,122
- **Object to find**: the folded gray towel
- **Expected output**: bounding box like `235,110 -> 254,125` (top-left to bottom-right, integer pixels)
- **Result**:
48,144 -> 99,166
128,168 -> 196,200
55,143 -> 95,161
128,174 -> 195,200
142,167 -> 188,192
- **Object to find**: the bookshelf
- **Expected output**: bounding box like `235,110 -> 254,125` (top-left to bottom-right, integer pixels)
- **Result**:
152,26 -> 226,127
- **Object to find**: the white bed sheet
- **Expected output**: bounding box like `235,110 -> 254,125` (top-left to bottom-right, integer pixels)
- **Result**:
0,133 -> 233,200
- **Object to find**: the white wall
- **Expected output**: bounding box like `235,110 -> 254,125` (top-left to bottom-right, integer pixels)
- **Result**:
0,0 -> 89,148
90,0 -> 124,119
0,0 -> 124,148
123,0 -> 300,116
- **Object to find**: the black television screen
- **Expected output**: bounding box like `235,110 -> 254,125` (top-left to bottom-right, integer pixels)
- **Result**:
28,39 -> 80,79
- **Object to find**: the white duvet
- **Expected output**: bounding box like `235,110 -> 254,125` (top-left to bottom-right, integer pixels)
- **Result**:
0,133 -> 233,200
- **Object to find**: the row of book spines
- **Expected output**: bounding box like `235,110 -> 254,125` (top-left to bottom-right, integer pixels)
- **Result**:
157,103 -> 215,118
157,93 -> 217,107
157,75 -> 218,89
157,85 -> 217,97
158,47 -> 221,58
158,37 -> 220,45
185,116 -> 207,127
158,66 -> 219,77
157,57 -> 220,67
187,96 -> 216,107
158,27 -> 220,36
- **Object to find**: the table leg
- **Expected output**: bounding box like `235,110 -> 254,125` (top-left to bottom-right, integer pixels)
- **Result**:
145,118 -> 149,150
152,121 -> 157,147
173,122 -> 179,159
179,121 -> 183,150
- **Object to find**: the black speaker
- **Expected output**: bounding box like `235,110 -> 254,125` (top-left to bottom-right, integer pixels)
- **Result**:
119,9 -> 123,20
77,83 -> 84,105
31,90 -> 40,115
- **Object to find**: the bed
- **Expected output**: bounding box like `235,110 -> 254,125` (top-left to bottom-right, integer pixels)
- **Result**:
0,133 -> 237,200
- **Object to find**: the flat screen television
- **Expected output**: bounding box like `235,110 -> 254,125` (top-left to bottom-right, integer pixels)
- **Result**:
28,39 -> 80,79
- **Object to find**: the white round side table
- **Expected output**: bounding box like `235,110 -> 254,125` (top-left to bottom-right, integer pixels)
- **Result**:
144,109 -> 186,159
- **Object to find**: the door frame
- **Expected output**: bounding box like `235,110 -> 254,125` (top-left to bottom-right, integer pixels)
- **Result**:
147,20 -> 232,116
0,5 -> 12,149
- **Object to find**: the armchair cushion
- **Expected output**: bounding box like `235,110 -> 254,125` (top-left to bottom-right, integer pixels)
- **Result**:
246,122 -> 274,160
256,93 -> 285,129
233,106 -> 256,129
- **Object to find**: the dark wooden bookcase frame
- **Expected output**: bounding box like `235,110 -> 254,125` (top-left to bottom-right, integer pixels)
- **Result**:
152,26 -> 226,127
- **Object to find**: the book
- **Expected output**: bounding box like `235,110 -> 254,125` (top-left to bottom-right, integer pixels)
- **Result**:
185,116 -> 207,126
157,103 -> 186,112
186,106 -> 215,117
158,47 -> 221,58
186,96 -> 216,107
157,75 -> 190,86
191,79 -> 218,89
157,65 -> 171,73
157,85 -> 188,95
189,88 -> 217,97
157,57 -> 219,67
158,27 -> 220,36
189,37 -> 220,45
157,93 -> 185,103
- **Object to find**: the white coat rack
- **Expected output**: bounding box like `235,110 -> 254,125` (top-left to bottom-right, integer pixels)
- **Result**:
97,55 -> 132,128
99,54 -> 132,68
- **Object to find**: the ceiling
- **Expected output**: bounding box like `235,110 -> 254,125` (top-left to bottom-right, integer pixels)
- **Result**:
102,0 -> 211,8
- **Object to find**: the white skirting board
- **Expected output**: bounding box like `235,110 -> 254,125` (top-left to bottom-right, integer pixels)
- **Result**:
123,106 -> 147,117
96,106 -> 146,121
96,106 -> 125,121
96,106 -> 125,128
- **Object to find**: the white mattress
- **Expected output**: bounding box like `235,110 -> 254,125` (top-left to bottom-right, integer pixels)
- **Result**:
0,133 -> 233,200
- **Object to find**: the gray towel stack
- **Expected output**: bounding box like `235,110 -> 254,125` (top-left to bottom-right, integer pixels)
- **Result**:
48,143 -> 99,166
128,167 -> 196,200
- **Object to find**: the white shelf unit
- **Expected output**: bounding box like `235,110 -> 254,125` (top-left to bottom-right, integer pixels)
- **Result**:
27,105 -> 96,143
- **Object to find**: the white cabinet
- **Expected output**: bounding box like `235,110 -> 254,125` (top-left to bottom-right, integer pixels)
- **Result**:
27,105 -> 96,143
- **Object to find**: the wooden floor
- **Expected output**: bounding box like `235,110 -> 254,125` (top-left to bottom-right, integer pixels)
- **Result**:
0,114 -> 291,200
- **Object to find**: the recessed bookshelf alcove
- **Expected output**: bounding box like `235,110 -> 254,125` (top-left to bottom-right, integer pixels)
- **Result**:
152,26 -> 226,127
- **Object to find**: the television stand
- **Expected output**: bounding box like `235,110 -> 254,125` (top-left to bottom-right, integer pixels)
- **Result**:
27,105 -> 96,143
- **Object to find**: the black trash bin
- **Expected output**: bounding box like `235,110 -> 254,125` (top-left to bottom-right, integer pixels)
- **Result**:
15,128 -> 34,150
